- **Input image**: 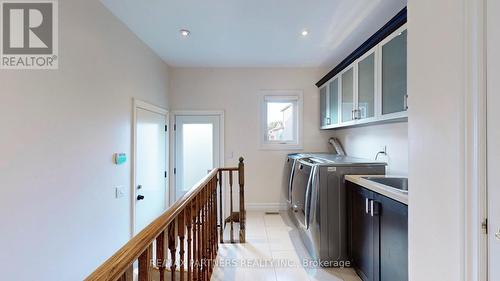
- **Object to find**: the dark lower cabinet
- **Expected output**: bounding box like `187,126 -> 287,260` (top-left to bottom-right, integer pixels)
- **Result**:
349,185 -> 378,281
348,182 -> 408,281
379,193 -> 408,281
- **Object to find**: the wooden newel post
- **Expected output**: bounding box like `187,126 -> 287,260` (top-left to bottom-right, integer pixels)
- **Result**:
238,157 -> 246,243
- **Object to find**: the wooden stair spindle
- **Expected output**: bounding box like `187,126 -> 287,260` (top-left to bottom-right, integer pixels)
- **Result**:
213,179 -> 219,266
197,194 -> 202,280
138,244 -> 153,281
212,179 -> 217,262
229,170 -> 234,243
178,211 -> 186,281
168,222 -> 176,281
200,190 -> 205,281
192,198 -> 199,281
156,231 -> 166,281
202,186 -> 208,280
206,182 -> 211,276
238,157 -> 246,243
186,202 -> 193,281
218,170 -> 223,244
209,180 -> 214,274
209,180 -> 214,272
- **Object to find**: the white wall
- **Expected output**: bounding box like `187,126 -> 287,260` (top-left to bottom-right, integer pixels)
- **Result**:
407,0 -> 467,280
331,122 -> 408,175
0,1 -> 169,280
169,68 -> 332,209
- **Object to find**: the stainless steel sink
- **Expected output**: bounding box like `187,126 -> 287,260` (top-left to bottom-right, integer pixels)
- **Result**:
362,177 -> 408,192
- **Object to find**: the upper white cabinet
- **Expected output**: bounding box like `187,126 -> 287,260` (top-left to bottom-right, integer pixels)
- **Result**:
341,67 -> 355,122
320,77 -> 341,126
358,52 -> 376,120
328,78 -> 339,125
381,29 -> 407,115
319,24 -> 407,130
320,86 -> 328,127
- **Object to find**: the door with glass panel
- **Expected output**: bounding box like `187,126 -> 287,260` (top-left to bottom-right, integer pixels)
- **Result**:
174,115 -> 220,200
381,29 -> 407,115
341,67 -> 355,122
328,78 -> 340,125
320,86 -> 328,127
320,79 -> 339,127
357,52 -> 376,119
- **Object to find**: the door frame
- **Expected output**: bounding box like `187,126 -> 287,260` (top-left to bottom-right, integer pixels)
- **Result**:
131,99 -> 169,237
170,110 -> 225,204
464,0 -> 488,280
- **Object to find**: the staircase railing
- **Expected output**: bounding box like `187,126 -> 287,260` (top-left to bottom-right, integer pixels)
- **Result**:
86,157 -> 245,281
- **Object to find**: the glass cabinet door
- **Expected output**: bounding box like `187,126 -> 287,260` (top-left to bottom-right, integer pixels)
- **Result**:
357,53 -> 375,119
341,68 -> 354,122
319,86 -> 328,127
382,29 -> 407,115
328,78 -> 339,125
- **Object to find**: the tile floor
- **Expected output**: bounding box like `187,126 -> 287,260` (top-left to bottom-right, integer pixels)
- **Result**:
211,211 -> 361,281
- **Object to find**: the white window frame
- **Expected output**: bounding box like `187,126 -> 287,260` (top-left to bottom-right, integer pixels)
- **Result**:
259,90 -> 303,150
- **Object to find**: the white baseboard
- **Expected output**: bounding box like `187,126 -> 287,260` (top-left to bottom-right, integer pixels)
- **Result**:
245,203 -> 288,212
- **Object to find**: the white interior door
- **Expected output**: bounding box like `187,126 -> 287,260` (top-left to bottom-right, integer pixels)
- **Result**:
487,1 -> 500,279
174,115 -> 220,200
135,107 -> 168,234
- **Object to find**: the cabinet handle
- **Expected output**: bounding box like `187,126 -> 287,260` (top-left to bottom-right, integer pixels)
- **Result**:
403,94 -> 409,110
356,109 -> 361,120
326,117 -> 331,125
365,198 -> 370,214
370,200 -> 379,217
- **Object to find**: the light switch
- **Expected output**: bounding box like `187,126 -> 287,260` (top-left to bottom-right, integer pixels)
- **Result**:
115,186 -> 125,198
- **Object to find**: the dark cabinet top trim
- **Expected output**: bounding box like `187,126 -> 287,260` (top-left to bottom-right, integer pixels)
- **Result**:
316,7 -> 407,88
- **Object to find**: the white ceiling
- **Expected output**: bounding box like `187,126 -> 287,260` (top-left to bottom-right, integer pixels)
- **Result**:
101,0 -> 407,67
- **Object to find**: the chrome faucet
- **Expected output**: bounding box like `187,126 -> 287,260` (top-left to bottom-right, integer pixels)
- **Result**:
375,146 -> 387,160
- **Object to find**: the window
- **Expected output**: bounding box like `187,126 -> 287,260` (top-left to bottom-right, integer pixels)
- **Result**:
260,91 -> 303,150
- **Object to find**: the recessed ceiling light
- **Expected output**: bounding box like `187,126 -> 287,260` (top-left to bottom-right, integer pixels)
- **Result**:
301,29 -> 309,37
180,29 -> 190,37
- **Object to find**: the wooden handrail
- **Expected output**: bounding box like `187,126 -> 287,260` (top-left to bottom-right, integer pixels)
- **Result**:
217,168 -> 238,171
86,158 -> 245,281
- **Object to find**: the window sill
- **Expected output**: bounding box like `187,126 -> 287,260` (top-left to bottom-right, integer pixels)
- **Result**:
259,144 -> 304,151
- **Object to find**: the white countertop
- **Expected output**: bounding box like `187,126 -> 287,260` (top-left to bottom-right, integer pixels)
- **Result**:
345,175 -> 408,205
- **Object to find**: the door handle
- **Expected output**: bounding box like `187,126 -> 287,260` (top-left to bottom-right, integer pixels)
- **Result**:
137,195 -> 145,201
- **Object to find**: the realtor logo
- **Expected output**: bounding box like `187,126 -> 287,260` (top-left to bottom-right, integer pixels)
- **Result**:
1,0 -> 58,69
